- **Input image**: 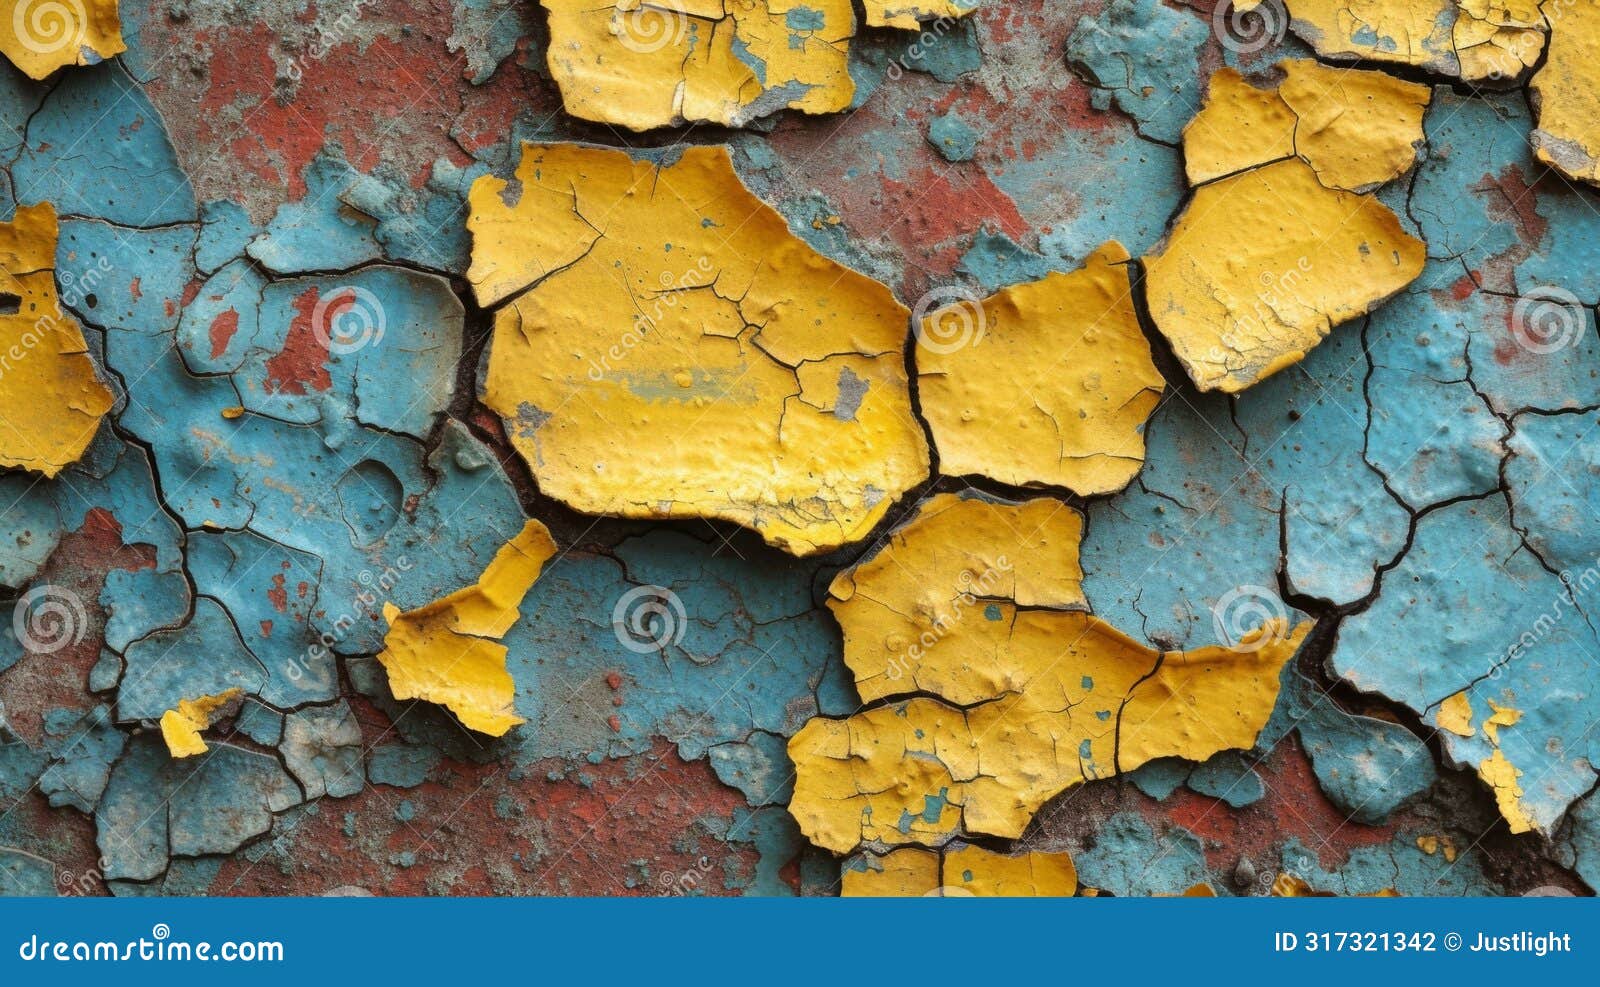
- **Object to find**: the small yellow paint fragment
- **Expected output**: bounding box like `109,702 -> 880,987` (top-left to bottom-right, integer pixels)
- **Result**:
376,520 -> 557,736
468,143 -> 929,556
1481,699 -> 1521,745
0,0 -> 125,80
1416,834 -> 1458,861
0,202 -> 115,476
1479,748 -> 1535,833
1530,0 -> 1600,186
1273,873 -> 1397,896
1181,883 -> 1217,897
1143,158 -> 1426,393
828,493 -> 1086,705
790,494 -> 1311,853
841,845 -> 1077,896
159,688 -> 244,758
539,0 -> 856,131
863,1 -> 981,30
1254,0 -> 1544,83
1437,691 -> 1474,737
915,243 -> 1165,496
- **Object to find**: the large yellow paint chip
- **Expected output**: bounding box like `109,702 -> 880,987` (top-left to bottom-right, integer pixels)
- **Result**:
159,688 -> 244,758
915,243 -> 1164,496
1184,61 -> 1430,193
842,844 -> 1077,897
1143,158 -> 1426,393
0,0 -> 125,80
1530,0 -> 1600,187
539,0 -> 856,131
1257,0 -> 1545,84
0,201 -> 115,477
468,143 -> 929,557
376,519 -> 557,736
790,494 -> 1311,853
863,1 -> 980,30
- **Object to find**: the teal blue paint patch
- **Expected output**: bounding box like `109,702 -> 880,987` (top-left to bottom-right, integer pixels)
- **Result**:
1186,751 -> 1264,808
927,111 -> 979,162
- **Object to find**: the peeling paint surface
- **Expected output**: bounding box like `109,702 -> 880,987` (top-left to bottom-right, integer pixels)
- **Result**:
0,0 -> 1596,900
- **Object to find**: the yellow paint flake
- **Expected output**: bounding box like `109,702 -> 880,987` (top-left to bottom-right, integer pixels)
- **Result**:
539,0 -> 856,131
0,0 -> 125,80
790,494 -> 1311,853
1436,691 -> 1474,737
915,243 -> 1164,496
1416,834 -> 1458,861
1530,0 -> 1600,187
841,844 -> 1077,896
1479,748 -> 1534,833
1481,699 -> 1521,745
1143,158 -> 1426,393
159,688 -> 244,758
376,519 -> 557,736
828,493 -> 1086,705
1272,873 -> 1397,896
1182,69 -> 1297,186
1184,62 -> 1428,192
1257,0 -> 1544,83
863,1 -> 981,30
468,143 -> 929,556
0,202 -> 115,477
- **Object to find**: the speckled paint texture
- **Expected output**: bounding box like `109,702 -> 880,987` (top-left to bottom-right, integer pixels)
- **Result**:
0,0 -> 1597,897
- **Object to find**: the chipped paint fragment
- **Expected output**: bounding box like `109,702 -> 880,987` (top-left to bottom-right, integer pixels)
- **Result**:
0,0 -> 125,80
915,243 -> 1164,496
539,0 -> 856,131
376,520 -> 557,736
863,1 -> 982,30
1144,158 -> 1426,392
158,688 -> 244,759
1261,0 -> 1546,83
0,201 -> 115,476
790,494 -> 1311,853
468,143 -> 929,556
1185,61 -> 1430,193
842,844 -> 1076,896
1530,0 -> 1600,186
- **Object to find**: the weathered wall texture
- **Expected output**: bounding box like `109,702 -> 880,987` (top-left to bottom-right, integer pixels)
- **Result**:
1,0 -> 1598,897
